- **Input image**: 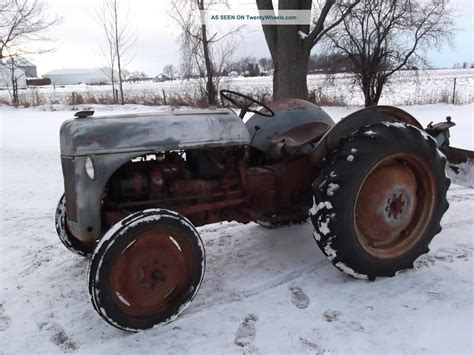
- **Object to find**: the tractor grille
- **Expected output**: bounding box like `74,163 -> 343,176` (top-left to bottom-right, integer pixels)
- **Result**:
61,157 -> 78,221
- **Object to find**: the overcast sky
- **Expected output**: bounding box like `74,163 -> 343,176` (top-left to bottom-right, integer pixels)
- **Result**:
32,0 -> 474,76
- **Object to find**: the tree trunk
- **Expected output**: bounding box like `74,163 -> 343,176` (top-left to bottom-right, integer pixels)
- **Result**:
361,77 -> 384,107
201,24 -> 217,106
10,59 -> 19,106
372,87 -> 383,106
257,0 -> 313,101
113,1 -> 124,105
110,65 -> 116,104
272,42 -> 310,100
362,85 -> 376,107
109,45 -> 116,103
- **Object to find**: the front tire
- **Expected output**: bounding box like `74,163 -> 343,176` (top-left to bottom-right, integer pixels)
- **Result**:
88,209 -> 205,331
310,123 -> 449,280
55,194 -> 94,257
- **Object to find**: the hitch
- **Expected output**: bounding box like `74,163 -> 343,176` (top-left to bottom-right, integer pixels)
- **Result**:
425,116 -> 474,176
425,116 -> 455,147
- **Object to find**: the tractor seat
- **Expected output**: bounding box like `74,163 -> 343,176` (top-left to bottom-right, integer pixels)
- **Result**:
269,122 -> 331,149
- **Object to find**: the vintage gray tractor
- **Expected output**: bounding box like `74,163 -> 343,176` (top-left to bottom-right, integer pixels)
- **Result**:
56,90 -> 464,331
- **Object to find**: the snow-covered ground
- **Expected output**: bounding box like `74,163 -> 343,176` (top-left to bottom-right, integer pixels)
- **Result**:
0,104 -> 473,354
1,68 -> 473,107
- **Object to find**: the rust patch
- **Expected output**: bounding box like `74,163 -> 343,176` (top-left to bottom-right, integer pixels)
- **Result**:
354,153 -> 435,259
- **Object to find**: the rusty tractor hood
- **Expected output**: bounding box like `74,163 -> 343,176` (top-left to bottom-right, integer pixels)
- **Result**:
60,108 -> 250,156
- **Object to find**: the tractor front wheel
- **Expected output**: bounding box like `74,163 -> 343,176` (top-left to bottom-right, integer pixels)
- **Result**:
55,194 -> 94,257
88,209 -> 205,331
310,123 -> 449,280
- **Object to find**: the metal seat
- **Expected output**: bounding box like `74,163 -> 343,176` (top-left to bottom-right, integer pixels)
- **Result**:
269,122 -> 330,149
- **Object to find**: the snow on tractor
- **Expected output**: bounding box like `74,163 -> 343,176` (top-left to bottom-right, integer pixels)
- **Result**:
55,90 -> 466,331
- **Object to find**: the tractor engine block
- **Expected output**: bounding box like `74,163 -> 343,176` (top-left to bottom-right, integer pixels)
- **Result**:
103,150 -> 315,228
108,152 -> 187,202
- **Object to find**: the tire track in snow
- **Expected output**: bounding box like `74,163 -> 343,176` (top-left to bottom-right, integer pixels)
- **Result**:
185,260 -> 327,317
442,219 -> 474,229
186,219 -> 474,319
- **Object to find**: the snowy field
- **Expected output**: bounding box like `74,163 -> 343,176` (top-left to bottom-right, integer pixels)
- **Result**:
1,68 -> 473,107
0,103 -> 473,354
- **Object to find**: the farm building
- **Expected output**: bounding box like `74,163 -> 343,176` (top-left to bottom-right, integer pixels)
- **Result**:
43,68 -> 112,85
0,65 -> 27,89
16,59 -> 38,78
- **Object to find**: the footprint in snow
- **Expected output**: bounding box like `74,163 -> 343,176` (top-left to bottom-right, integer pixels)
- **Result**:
290,286 -> 310,309
235,313 -> 258,348
0,304 -> 12,331
38,321 -> 79,352
300,337 -> 330,355
322,310 -> 341,322
322,310 -> 364,332
217,234 -> 232,247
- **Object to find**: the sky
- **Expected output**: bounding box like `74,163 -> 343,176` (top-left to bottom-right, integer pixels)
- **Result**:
30,0 -> 474,77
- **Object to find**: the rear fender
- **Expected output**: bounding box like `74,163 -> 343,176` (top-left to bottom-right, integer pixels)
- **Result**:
311,106 -> 423,164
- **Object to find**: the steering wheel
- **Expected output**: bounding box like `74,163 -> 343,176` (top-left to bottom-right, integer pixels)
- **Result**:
220,89 -> 275,119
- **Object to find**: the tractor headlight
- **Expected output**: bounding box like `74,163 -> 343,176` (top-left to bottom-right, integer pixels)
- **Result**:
85,156 -> 95,180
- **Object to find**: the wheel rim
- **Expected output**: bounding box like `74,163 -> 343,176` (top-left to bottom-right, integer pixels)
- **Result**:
110,226 -> 195,317
354,153 -> 436,259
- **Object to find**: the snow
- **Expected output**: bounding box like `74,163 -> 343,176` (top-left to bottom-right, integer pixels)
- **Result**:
313,230 -> 322,242
334,262 -> 369,280
298,31 -> 308,39
2,68 -> 473,107
447,162 -> 474,188
324,103 -> 474,151
383,121 -> 407,128
347,154 -> 354,161
323,238 -> 337,260
326,183 -> 339,196
309,199 -> 333,216
319,220 -> 331,236
0,103 -> 473,353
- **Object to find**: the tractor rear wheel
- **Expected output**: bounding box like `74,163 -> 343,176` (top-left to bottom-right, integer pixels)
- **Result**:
310,122 -> 449,280
88,209 -> 205,331
55,194 -> 94,257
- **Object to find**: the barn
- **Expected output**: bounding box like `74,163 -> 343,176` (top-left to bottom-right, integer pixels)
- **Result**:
43,68 -> 111,85
17,59 -> 38,78
0,65 -> 27,89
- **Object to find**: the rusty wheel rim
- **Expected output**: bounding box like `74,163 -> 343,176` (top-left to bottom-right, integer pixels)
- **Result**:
110,226 -> 194,317
354,153 -> 436,259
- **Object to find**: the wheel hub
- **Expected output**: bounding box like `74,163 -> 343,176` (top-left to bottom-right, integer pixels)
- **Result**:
385,191 -> 408,220
110,228 -> 193,316
138,259 -> 167,289
356,163 -> 417,243
354,153 -> 436,259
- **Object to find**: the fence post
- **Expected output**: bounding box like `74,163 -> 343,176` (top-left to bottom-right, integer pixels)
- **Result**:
452,78 -> 457,104
72,92 -> 75,105
162,89 -> 167,105
115,89 -> 119,104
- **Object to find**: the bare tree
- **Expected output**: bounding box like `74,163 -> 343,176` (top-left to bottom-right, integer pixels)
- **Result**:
96,0 -> 136,105
0,0 -> 59,104
327,0 -> 454,107
95,2 -> 118,103
163,64 -> 177,81
0,0 -> 59,60
0,56 -> 25,105
170,0 -> 241,106
256,0 -> 360,100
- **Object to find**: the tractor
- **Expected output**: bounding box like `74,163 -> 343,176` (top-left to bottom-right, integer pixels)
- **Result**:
55,90 -> 463,331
